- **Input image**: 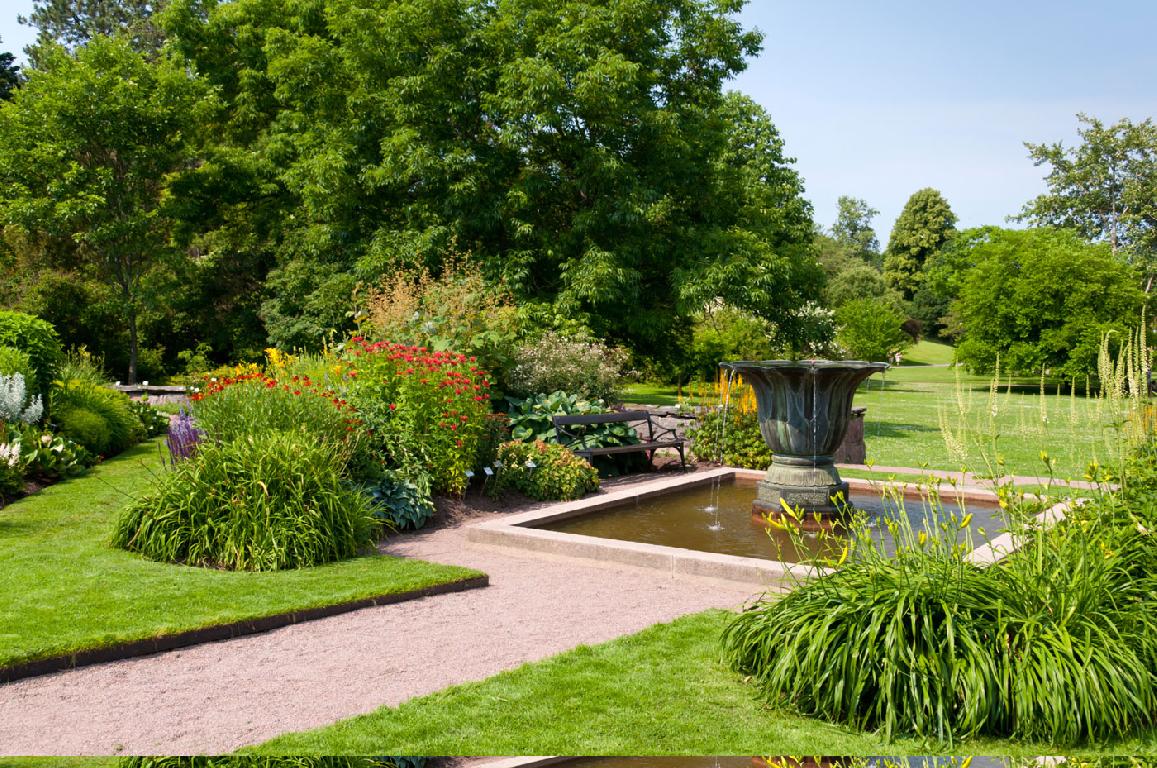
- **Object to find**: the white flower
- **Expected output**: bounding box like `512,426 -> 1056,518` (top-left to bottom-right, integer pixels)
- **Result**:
0,441 -> 21,468
40,433 -> 52,446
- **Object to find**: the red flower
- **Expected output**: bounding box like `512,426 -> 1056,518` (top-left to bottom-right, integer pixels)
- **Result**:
389,403 -> 397,411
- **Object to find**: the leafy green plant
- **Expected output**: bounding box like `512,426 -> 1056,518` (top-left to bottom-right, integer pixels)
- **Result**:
119,758 -> 411,768
51,382 -> 144,457
492,440 -> 599,501
689,408 -> 771,469
113,430 -> 378,571
131,398 -> 170,437
507,391 -> 634,445
0,436 -> 23,500
365,469 -> 436,531
0,345 -> 36,388
723,471 -> 1157,746
12,425 -> 94,481
505,331 -> 629,403
0,310 -> 63,398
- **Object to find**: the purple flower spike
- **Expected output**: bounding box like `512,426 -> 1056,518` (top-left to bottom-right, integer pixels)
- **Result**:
165,407 -> 203,465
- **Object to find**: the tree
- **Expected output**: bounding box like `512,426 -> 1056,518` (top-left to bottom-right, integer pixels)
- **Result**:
835,297 -> 910,363
0,39 -> 20,100
163,0 -> 821,362
0,38 -> 214,382
826,263 -> 900,310
831,196 -> 880,266
953,228 -> 1145,378
1017,113 -> 1157,290
883,188 -> 957,300
19,0 -> 167,64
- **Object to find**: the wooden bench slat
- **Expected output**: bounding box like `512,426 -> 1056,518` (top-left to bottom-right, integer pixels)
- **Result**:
575,440 -> 684,456
551,410 -> 686,470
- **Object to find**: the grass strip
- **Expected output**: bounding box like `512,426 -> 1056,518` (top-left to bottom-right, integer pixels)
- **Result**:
249,610 -> 1157,755
0,441 -> 483,672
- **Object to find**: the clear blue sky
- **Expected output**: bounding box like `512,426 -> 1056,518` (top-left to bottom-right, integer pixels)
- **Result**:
2,0 -> 1154,242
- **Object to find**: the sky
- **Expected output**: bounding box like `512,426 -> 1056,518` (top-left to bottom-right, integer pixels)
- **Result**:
1,0 -> 1154,243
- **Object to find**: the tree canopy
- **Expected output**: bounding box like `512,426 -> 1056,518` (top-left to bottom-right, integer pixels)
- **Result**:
831,195 -> 880,266
953,227 -> 1145,378
19,0 -> 168,64
1017,113 -> 1157,290
156,0 -> 820,361
0,37 -> 214,382
883,187 -> 957,300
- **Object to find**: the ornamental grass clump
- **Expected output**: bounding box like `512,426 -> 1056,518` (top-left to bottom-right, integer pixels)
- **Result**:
722,473 -> 1157,746
113,431 -> 377,571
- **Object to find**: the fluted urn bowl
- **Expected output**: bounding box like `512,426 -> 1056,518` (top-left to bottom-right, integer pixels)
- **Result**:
720,360 -> 887,525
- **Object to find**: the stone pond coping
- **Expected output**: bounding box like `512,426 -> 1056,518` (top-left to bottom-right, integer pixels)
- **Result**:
466,467 -> 1074,588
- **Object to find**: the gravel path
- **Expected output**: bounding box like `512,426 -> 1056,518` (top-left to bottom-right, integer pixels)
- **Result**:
0,510 -> 756,756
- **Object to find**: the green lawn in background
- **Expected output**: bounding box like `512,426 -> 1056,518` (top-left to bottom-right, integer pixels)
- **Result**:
625,341 -> 1128,479
250,610 -> 1156,756
899,339 -> 957,366
0,441 -> 483,670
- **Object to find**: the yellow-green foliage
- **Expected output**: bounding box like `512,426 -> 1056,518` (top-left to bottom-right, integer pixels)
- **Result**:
493,440 -> 599,501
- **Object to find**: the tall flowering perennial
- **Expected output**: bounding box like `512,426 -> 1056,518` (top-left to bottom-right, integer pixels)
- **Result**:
165,408 -> 203,464
0,373 -> 43,425
345,339 -> 492,494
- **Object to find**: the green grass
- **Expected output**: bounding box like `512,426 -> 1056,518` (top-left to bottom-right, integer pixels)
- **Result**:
899,339 -> 956,366
248,610 -> 1156,755
0,440 -> 482,670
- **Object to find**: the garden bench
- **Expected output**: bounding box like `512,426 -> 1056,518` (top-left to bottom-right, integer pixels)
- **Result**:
552,410 -> 687,470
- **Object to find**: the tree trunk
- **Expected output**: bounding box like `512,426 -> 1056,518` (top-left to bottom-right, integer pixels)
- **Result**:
127,305 -> 139,385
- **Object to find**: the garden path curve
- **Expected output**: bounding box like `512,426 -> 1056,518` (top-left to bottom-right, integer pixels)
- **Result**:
0,507 -> 755,756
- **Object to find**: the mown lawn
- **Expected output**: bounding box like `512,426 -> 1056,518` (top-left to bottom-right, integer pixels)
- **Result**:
249,610 -> 1157,756
0,440 -> 483,670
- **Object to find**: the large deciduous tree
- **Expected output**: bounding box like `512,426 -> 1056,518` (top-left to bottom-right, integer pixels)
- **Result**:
0,37 -> 214,383
831,195 -> 880,266
1017,113 -> 1157,291
953,228 -> 1145,378
161,0 -> 820,361
0,39 -> 19,100
883,187 -> 957,300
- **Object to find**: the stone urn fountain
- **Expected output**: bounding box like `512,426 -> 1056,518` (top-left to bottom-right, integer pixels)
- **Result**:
720,360 -> 887,527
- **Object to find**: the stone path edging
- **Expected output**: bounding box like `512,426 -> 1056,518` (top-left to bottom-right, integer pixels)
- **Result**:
0,574 -> 488,685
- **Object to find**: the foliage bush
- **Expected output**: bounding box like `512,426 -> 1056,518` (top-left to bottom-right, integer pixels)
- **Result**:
13,426 -> 93,481
722,468 -> 1157,745
364,469 -> 436,531
345,339 -> 492,494
130,398 -> 170,437
688,408 -> 771,469
0,310 -> 63,397
683,305 -> 775,381
507,391 -> 632,445
113,431 -> 378,571
0,437 -> 22,500
505,331 -> 628,403
0,346 -> 36,388
835,297 -> 912,362
492,440 -> 599,501
362,260 -> 523,383
119,757 -> 411,768
52,382 -> 144,457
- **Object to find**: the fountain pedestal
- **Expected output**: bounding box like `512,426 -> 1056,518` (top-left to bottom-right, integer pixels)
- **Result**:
721,360 -> 886,527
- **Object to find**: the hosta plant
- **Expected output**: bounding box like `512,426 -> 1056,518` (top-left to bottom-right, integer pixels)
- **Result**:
507,391 -> 637,448
365,469 -> 436,531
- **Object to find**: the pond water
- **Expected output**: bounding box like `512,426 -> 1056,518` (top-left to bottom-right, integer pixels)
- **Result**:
536,478 -> 1004,563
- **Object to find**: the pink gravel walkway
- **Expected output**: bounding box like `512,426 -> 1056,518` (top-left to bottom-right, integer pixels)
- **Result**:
0,517 -> 756,756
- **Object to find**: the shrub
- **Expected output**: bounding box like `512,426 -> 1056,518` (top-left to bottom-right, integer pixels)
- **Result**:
345,340 -> 492,494
0,346 -> 35,387
723,480 -> 1157,745
52,383 -> 144,457
688,408 -> 771,469
507,391 -> 631,445
835,297 -> 911,362
0,310 -> 63,398
13,427 -> 93,481
362,260 -> 523,382
493,440 -> 599,501
364,469 -> 436,531
0,373 -> 44,426
120,758 -> 407,768
505,331 -> 628,403
113,431 -> 378,571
